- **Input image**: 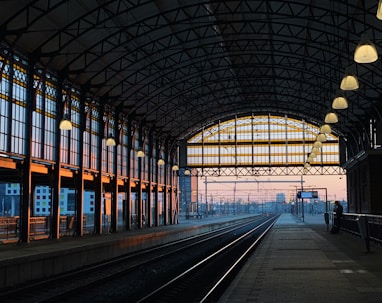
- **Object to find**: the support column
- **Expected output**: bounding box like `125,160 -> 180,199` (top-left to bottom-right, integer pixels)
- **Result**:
166,144 -> 174,224
163,185 -> 168,225
163,147 -> 168,225
110,171 -> 118,232
94,174 -> 102,234
75,172 -> 84,236
75,94 -> 86,236
147,136 -> 153,227
137,179 -> 143,229
20,58 -> 34,243
126,180 -> 132,230
94,104 -> 104,234
170,186 -> 174,224
137,128 -> 144,229
51,74 -> 65,239
170,179 -> 176,224
51,166 -> 61,239
109,118 -> 119,233
147,180 -> 152,227
125,121 -> 133,231
154,185 -> 159,226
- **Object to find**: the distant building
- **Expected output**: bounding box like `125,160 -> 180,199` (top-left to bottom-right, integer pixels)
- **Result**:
276,193 -> 286,203
2,183 -> 122,217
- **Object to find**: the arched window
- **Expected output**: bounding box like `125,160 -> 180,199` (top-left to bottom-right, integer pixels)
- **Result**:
187,115 -> 339,176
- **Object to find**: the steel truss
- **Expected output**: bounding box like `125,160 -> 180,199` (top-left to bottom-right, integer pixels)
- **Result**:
187,165 -> 345,177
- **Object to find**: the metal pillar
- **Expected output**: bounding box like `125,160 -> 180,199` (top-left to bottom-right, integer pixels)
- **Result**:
110,132 -> 118,233
94,104 -> 104,234
75,94 -> 86,237
20,58 -> 34,243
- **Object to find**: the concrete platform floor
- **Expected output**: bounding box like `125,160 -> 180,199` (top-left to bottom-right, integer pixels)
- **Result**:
219,213 -> 382,303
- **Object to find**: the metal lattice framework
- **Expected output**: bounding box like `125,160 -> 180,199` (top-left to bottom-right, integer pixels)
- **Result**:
186,115 -> 342,176
194,165 -> 345,177
1,0 -> 382,163
187,115 -> 339,167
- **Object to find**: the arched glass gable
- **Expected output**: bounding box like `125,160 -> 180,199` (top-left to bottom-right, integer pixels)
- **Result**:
187,115 -> 339,176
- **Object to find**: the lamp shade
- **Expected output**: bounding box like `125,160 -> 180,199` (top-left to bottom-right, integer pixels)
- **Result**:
354,40 -> 378,63
158,158 -> 165,165
184,168 -> 191,175
304,163 -> 311,168
137,150 -> 145,157
377,0 -> 382,20
324,112 -> 338,124
311,147 -> 320,154
59,119 -> 72,130
59,115 -> 72,130
340,74 -> 359,90
320,124 -> 332,134
106,134 -> 116,146
332,96 -> 348,110
313,141 -> 323,148
317,133 -> 327,142
172,164 -> 179,171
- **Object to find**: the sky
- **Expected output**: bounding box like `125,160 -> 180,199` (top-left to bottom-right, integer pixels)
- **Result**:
198,174 -> 347,204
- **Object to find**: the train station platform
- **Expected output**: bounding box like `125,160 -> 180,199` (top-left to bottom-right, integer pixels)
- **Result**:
0,214 -> 256,291
219,213 -> 382,303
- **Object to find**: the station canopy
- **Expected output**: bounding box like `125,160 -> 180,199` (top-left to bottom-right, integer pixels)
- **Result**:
1,1 -> 382,170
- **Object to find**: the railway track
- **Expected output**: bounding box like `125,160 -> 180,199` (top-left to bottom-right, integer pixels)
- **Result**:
0,214 -> 278,303
136,215 -> 277,303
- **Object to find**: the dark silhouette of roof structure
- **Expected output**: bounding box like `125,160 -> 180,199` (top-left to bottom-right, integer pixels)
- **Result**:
1,1 -> 381,155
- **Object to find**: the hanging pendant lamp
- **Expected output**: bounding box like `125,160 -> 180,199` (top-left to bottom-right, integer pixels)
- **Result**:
354,37 -> 378,63
320,124 -> 332,134
377,0 -> 382,20
340,73 -> 359,90
332,96 -> 348,110
313,141 -> 323,148
59,114 -> 73,130
325,112 -> 338,124
105,134 -> 116,146
317,133 -> 327,142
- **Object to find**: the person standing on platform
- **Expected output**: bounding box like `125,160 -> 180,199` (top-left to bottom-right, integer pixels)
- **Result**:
331,200 -> 343,234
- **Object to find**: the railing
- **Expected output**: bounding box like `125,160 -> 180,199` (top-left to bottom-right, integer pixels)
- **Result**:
0,216 -> 88,241
0,217 -> 19,240
340,213 -> 382,252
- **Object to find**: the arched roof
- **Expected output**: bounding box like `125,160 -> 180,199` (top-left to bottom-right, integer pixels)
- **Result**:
1,1 -> 382,155
186,115 -> 341,176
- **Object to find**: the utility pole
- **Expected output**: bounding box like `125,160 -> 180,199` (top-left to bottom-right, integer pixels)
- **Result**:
205,176 -> 208,217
